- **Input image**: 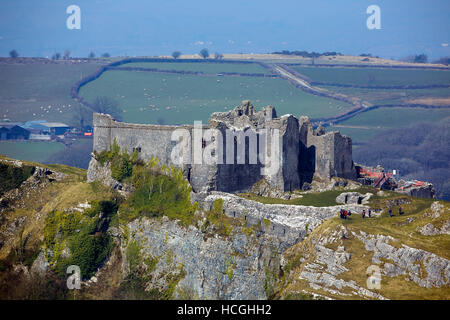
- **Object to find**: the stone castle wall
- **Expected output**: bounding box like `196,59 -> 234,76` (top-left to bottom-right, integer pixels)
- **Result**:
89,101 -> 356,193
92,113 -> 194,165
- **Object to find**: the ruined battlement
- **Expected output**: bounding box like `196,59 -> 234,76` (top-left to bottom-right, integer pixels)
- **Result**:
89,100 -> 356,193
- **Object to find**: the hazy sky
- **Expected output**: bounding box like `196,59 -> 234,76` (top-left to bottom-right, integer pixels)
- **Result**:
0,0 -> 449,60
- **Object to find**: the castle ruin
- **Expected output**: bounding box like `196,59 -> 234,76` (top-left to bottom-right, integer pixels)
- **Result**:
88,100 -> 356,193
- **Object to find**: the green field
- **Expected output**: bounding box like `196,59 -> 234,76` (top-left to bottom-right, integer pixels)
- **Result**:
0,141 -> 66,163
79,69 -> 353,124
117,61 -> 271,74
341,107 -> 450,127
331,126 -> 383,143
291,66 -> 450,87
1,58 -> 449,165
334,107 -> 450,144
0,61 -> 105,126
319,86 -> 450,106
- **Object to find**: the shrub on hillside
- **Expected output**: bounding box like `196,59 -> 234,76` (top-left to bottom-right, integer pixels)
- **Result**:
43,200 -> 118,280
120,158 -> 198,226
94,140 -> 137,182
0,163 -> 35,195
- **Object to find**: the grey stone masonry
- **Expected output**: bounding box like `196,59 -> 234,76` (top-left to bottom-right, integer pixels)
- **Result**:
88,100 -> 356,193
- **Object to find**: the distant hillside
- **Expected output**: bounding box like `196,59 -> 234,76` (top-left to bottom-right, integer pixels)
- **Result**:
353,117 -> 450,201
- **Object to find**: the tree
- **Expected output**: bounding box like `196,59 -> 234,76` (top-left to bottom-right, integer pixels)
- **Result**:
63,49 -> 71,59
414,54 -> 428,63
52,52 -> 61,60
91,96 -> 122,120
9,49 -> 19,58
199,48 -> 209,59
172,51 -> 181,59
214,52 -> 224,60
50,139 -> 93,169
101,53 -> 110,58
88,51 -> 95,59
74,105 -> 91,129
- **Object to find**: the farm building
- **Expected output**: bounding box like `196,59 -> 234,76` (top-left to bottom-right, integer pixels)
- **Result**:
0,123 -> 30,140
21,120 -> 71,136
41,122 -> 71,135
21,120 -> 51,132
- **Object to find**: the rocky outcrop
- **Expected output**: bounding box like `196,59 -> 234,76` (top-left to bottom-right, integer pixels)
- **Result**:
249,179 -> 303,200
353,231 -> 450,288
424,201 -> 447,219
124,216 -> 284,299
419,222 -> 450,236
117,189 -> 373,299
87,157 -> 133,195
292,226 -> 387,299
121,219 -> 279,300
0,160 -> 66,213
419,201 -> 450,236
192,191 -> 370,251
336,192 -> 373,205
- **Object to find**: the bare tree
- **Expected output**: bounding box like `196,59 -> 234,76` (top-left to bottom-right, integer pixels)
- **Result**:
63,49 -> 71,59
52,52 -> 61,60
91,96 -> 122,120
172,51 -> 181,59
199,48 -> 209,59
9,49 -> 19,58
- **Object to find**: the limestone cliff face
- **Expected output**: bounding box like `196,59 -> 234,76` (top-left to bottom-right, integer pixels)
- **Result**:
192,191 -> 369,251
119,192 -> 371,299
122,217 -> 283,299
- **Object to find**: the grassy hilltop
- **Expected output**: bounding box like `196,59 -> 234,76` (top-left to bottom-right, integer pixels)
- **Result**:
0,155 -> 448,300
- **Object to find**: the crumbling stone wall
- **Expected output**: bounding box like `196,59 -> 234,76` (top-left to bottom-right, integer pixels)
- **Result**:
92,112 -> 193,165
298,115 -> 356,185
89,100 -> 356,193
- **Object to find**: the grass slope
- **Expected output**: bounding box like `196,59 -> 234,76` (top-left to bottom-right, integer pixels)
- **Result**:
334,107 -> 450,144
279,193 -> 450,300
0,61 -> 105,125
79,70 -> 352,124
117,61 -> 271,74
292,66 -> 450,87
